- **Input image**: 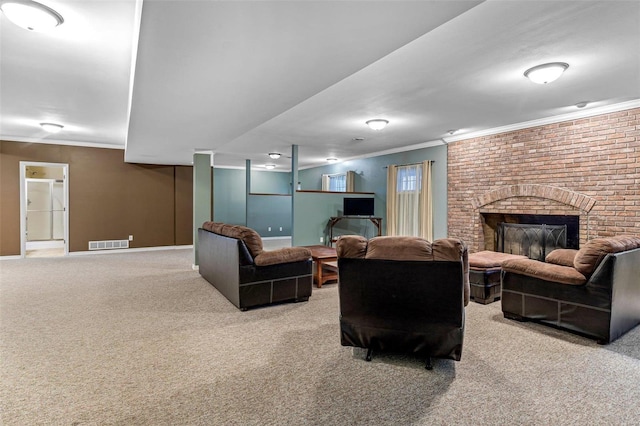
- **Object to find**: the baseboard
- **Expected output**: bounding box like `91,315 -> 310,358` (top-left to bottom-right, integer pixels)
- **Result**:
69,245 -> 193,256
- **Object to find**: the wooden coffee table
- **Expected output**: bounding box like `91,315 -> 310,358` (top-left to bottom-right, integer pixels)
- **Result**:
302,245 -> 338,288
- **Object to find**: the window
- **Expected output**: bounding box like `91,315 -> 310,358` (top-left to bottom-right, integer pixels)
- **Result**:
396,166 -> 421,192
321,171 -> 355,192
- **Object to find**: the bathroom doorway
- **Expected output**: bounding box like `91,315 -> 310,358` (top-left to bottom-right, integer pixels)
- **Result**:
20,162 -> 69,258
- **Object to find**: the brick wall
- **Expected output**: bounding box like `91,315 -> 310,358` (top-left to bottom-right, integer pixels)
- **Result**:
448,107 -> 640,252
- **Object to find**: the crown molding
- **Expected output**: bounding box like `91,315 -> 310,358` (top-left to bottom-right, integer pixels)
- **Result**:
1,136 -> 124,150
443,99 -> 640,144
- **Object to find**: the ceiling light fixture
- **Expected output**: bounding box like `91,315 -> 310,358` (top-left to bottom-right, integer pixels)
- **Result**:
40,122 -> 64,133
0,0 -> 64,32
575,101 -> 589,109
366,119 -> 389,131
447,129 -> 459,135
327,157 -> 338,163
524,62 -> 569,84
268,152 -> 281,159
264,164 -> 276,170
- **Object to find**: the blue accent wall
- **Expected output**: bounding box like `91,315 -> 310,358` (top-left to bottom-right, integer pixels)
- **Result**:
251,170 -> 292,194
247,194 -> 292,236
213,168 -> 293,234
298,144 -> 448,239
213,168 -> 246,225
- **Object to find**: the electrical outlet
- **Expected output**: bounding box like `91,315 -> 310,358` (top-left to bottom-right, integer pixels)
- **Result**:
268,227 -> 271,232
320,237 -> 324,243
128,235 -> 134,241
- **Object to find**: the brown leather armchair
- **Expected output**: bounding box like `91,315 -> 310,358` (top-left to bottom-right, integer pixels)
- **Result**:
336,235 -> 469,369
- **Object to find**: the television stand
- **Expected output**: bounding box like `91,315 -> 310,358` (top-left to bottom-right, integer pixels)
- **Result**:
328,216 -> 383,244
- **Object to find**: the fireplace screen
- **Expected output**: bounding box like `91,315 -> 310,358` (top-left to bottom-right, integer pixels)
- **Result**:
497,223 -> 567,261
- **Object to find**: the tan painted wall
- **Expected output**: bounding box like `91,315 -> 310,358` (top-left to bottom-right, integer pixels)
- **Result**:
0,141 -> 193,256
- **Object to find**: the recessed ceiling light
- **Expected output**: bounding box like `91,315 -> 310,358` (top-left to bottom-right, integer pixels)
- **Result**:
264,164 -> 276,170
366,119 -> 389,131
575,101 -> 589,109
327,158 -> 338,163
447,129 -> 459,135
352,137 -> 365,141
268,152 -> 281,159
40,122 -> 64,133
524,62 -> 569,84
0,0 -> 64,32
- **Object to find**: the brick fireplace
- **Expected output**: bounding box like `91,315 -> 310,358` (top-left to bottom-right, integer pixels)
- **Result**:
447,107 -> 640,253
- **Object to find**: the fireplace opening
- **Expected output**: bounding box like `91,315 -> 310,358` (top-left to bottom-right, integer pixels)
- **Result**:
481,213 -> 580,258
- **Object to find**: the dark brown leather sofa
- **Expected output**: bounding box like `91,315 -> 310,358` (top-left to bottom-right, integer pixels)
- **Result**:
198,222 -> 313,311
501,235 -> 640,343
336,235 -> 470,369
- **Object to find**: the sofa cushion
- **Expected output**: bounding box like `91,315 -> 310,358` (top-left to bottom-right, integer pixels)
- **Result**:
468,250 -> 527,268
502,258 -> 587,286
573,235 -> 640,277
336,235 -> 368,259
254,247 -> 312,267
202,221 -> 264,258
546,249 -> 579,267
365,236 -> 432,261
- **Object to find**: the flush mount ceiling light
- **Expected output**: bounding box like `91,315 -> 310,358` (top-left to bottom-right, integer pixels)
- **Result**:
524,62 -> 569,84
264,164 -> 276,170
0,0 -> 64,32
268,152 -> 281,159
326,157 -> 338,163
366,119 -> 389,131
40,122 -> 64,133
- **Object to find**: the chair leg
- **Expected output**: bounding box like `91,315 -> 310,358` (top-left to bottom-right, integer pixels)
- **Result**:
365,348 -> 373,362
425,357 -> 433,370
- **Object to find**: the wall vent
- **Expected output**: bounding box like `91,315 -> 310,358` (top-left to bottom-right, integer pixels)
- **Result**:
88,240 -> 130,251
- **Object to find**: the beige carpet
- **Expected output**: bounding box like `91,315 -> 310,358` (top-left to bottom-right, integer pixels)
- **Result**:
1,248 -> 639,425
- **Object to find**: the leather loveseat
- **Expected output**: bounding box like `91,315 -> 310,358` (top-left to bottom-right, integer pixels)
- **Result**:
501,235 -> 640,343
198,222 -> 312,310
336,235 -> 470,369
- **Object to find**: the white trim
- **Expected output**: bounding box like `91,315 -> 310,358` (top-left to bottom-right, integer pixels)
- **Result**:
298,99 -> 640,170
443,99 -> 640,144
261,236 -> 292,241
69,245 -> 193,256
1,245 -> 193,260
6,137 -> 123,150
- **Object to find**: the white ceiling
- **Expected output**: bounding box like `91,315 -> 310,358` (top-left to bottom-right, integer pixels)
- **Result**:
1,0 -> 639,170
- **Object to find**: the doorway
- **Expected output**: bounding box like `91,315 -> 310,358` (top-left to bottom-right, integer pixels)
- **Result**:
20,162 -> 69,258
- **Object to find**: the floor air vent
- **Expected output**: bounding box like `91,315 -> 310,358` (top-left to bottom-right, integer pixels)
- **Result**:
88,240 -> 130,251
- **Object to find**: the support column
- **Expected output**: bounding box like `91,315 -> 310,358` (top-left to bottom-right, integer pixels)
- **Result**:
246,159 -> 251,223
291,145 -> 299,245
193,152 -> 212,266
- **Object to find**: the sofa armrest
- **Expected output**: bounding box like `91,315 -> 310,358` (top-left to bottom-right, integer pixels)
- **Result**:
502,258 -> 587,286
254,247 -> 312,267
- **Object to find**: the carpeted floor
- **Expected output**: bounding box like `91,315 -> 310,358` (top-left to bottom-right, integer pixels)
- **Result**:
1,248 -> 639,425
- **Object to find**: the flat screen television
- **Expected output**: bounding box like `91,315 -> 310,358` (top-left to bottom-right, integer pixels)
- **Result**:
343,197 -> 374,216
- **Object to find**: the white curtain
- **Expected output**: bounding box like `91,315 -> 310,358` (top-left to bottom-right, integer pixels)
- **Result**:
321,171 -> 355,192
386,160 -> 433,240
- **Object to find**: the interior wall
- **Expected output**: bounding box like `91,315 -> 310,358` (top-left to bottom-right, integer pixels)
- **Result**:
0,141 -> 193,256
447,107 -> 640,252
298,144 -> 448,239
